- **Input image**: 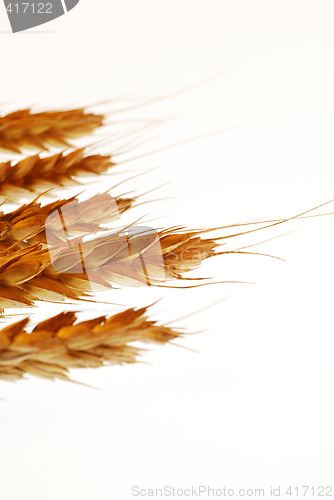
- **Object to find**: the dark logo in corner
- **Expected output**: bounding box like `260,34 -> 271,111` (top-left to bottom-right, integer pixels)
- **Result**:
3,0 -> 80,33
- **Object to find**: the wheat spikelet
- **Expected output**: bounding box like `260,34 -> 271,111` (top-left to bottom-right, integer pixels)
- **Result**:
0,149 -> 115,199
0,108 -> 103,153
0,228 -> 220,312
0,191 -> 134,250
0,306 -> 185,382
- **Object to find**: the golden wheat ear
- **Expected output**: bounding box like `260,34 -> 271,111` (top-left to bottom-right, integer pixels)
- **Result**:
0,306 -> 185,383
0,108 -> 104,153
0,228 -> 224,312
0,191 -> 135,249
0,149 -> 115,199
0,208 -> 307,313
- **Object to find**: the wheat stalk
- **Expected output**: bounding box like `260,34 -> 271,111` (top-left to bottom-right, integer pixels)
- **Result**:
0,108 -> 103,153
0,228 -> 220,312
0,149 -> 115,199
0,306 -> 185,382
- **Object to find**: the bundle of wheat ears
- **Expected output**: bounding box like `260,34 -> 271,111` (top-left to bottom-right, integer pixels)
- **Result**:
0,106 -> 306,384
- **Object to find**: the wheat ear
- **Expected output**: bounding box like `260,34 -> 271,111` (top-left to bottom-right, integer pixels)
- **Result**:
0,108 -> 103,153
0,306 -> 185,382
0,149 -> 115,199
0,192 -> 134,250
0,228 -> 220,312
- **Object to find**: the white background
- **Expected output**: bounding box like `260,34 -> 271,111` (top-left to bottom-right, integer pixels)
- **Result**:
1,1 -> 334,499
